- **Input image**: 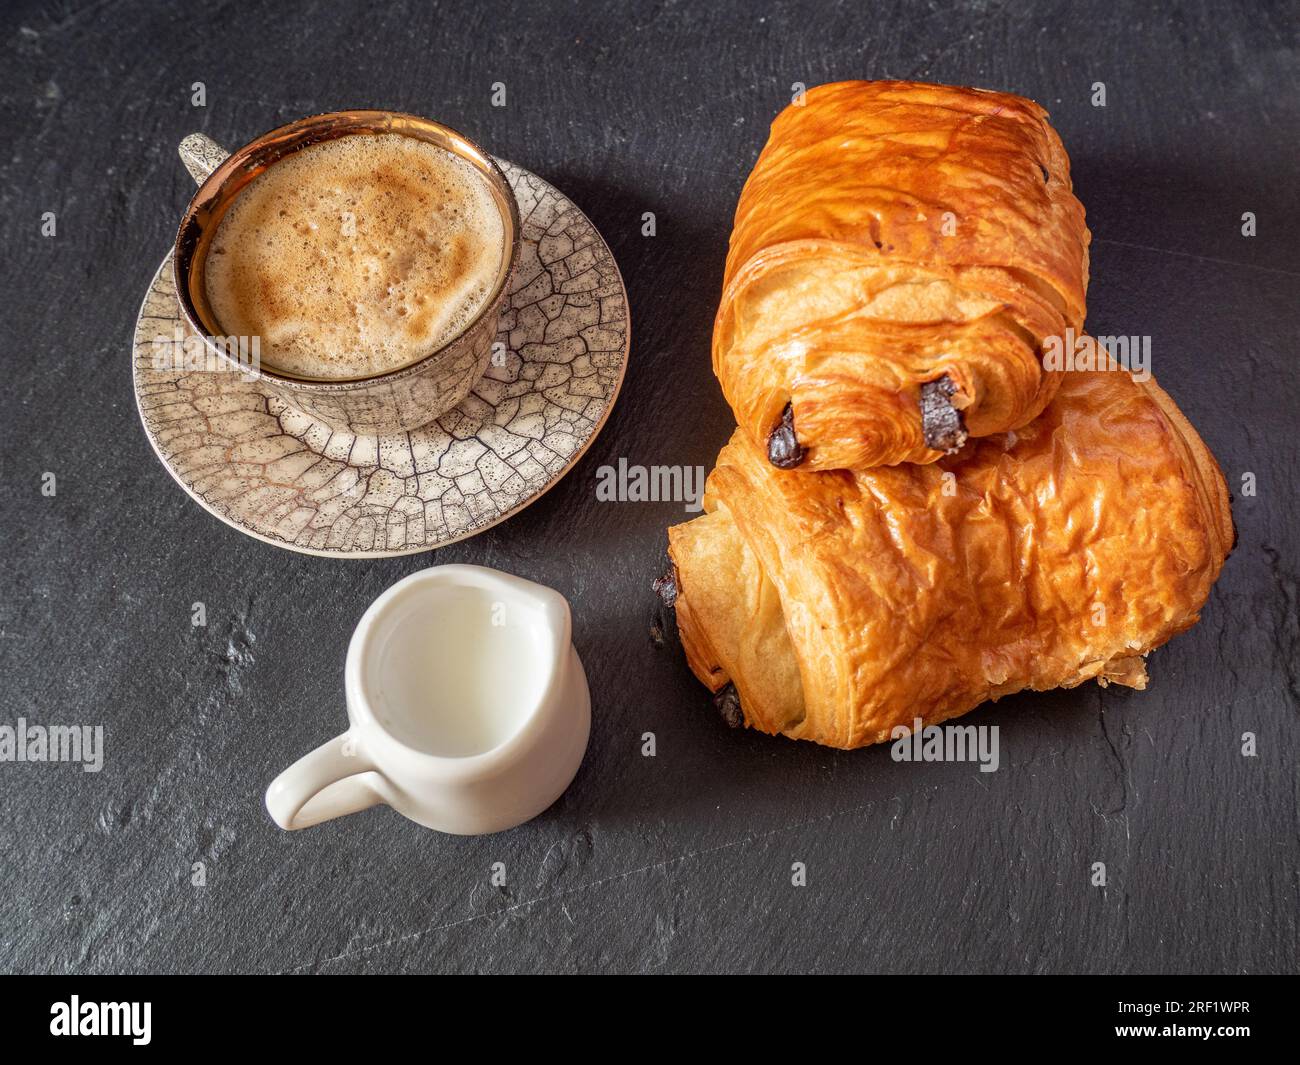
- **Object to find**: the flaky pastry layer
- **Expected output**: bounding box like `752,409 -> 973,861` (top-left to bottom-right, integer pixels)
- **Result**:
668,360 -> 1233,749
714,80 -> 1091,470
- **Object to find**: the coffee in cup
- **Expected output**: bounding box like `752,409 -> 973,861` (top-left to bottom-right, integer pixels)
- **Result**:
174,112 -> 522,436
203,132 -> 506,382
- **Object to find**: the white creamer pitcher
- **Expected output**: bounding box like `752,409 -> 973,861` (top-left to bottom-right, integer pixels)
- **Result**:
266,565 -> 590,835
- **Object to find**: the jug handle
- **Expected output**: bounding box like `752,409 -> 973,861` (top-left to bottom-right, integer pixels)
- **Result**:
265,730 -> 384,830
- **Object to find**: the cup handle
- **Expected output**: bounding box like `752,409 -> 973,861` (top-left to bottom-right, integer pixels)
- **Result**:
179,132 -> 230,186
265,731 -> 385,830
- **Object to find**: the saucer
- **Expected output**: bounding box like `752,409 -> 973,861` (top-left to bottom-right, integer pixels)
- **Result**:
133,160 -> 629,557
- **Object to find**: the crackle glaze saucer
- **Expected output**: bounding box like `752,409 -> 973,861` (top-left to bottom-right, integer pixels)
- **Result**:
133,161 -> 628,557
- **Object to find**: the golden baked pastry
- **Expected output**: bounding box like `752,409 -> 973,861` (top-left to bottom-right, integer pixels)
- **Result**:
665,356 -> 1233,749
714,80 -> 1091,471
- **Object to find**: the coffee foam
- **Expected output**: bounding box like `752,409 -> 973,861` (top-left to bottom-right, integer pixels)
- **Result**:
203,133 -> 506,380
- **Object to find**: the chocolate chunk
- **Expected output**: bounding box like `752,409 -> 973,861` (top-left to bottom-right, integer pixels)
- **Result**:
767,402 -> 805,469
920,375 -> 968,453
713,683 -> 745,729
652,564 -> 678,609
1040,164 -> 1051,184
651,561 -> 681,650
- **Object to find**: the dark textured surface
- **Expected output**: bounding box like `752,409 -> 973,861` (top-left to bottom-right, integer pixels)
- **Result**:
1,0 -> 1296,974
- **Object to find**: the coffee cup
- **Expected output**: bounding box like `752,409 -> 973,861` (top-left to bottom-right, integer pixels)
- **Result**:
173,111 -> 521,436
265,565 -> 590,834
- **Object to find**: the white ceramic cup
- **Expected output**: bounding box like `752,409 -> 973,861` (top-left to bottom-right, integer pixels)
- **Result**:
265,565 -> 590,835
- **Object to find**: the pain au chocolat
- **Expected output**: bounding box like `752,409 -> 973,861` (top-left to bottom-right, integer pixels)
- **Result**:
714,80 -> 1090,471
666,354 -> 1233,749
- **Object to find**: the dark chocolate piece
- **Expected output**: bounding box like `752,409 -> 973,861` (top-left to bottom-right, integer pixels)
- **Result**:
767,402 -> 805,469
920,375 -> 968,453
652,565 -> 678,609
1040,163 -> 1051,184
713,683 -> 745,729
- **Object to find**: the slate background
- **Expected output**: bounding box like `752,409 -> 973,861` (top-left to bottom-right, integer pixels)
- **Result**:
1,0 -> 1296,975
